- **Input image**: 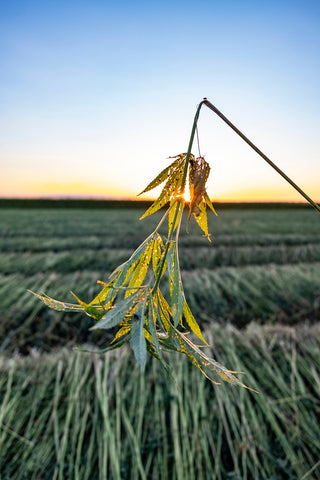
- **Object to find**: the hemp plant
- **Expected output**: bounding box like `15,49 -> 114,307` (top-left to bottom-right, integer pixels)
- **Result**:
32,98 -> 320,390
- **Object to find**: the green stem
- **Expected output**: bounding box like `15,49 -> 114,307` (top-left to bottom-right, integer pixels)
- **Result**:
202,98 -> 320,214
152,200 -> 183,293
180,101 -> 206,193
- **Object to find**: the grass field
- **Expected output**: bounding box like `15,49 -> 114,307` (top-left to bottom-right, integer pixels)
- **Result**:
0,203 -> 320,479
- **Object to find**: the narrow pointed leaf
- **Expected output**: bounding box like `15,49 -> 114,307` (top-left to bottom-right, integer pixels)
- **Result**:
125,239 -> 153,297
130,305 -> 147,370
109,233 -> 154,279
171,251 -> 184,326
205,192 -> 218,216
193,200 -> 211,241
156,289 -> 171,332
91,290 -> 141,330
140,157 -> 186,219
138,157 -> 180,195
147,299 -> 162,358
29,291 -> 85,312
75,334 -> 131,354
152,233 -> 163,273
183,300 -> 208,344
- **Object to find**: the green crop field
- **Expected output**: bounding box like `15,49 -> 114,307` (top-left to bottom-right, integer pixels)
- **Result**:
0,203 -> 320,479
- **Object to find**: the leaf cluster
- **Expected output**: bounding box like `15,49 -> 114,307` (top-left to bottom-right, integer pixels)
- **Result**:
32,153 -> 255,391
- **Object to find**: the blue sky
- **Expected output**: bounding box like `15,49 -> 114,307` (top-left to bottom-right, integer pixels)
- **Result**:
1,0 -> 319,201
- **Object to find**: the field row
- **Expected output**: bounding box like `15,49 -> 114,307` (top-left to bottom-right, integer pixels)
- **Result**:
1,322 -> 319,480
1,261 -> 319,353
1,243 -> 320,274
1,233 -> 320,252
1,207 -> 320,239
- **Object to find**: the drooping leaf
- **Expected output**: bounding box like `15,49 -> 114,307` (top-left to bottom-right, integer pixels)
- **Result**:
113,324 -> 131,341
188,157 -> 210,213
91,290 -> 142,330
168,200 -> 183,235
130,305 -> 147,370
125,238 -> 153,297
88,281 -> 114,307
109,233 -> 154,280
187,156 -> 213,240
183,300 -> 208,345
140,154 -> 189,219
166,243 -> 175,283
180,332 -> 258,392
156,289 -> 171,332
205,192 -> 218,216
152,233 -> 164,274
29,291 -> 86,312
138,157 -> 182,195
75,334 -> 131,354
171,249 -> 184,326
193,200 -> 211,241
147,299 -> 162,358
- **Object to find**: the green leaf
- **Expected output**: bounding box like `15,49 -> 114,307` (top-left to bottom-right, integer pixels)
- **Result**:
138,157 -> 181,195
113,324 -> 131,341
183,301 -> 208,345
166,243 -> 175,281
180,332 -> 258,392
109,233 -> 154,280
193,199 -> 211,241
130,305 -> 147,370
171,250 -> 184,327
152,233 -> 164,273
29,291 -> 86,312
156,289 -> 171,332
168,200 -> 183,235
125,238 -> 153,297
75,334 -> 131,354
139,186 -> 171,219
205,192 -> 218,216
147,299 -> 162,358
91,290 -> 142,330
140,155 -> 187,219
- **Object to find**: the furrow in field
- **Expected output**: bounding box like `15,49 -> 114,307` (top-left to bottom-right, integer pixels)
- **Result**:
0,262 -> 319,352
2,243 -> 320,276
181,262 -> 320,326
0,322 -> 319,479
1,233 -> 320,252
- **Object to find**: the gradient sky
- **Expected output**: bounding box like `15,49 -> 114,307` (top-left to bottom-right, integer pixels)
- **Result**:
1,0 -> 319,202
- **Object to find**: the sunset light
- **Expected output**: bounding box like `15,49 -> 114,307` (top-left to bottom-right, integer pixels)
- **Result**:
1,1 -> 319,204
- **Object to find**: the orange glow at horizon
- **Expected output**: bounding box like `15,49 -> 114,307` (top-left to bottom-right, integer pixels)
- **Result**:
1,170 -> 319,203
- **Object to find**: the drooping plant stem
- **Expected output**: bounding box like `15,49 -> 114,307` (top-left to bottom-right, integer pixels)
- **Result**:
180,100 -> 206,194
31,97 -> 319,391
152,199 -> 183,293
185,98 -> 320,213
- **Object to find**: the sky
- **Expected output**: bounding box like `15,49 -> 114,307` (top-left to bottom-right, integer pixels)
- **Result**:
1,0 -> 319,202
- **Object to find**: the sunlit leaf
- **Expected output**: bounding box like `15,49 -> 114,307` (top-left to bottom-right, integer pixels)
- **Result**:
205,192 -> 217,216
125,239 -> 153,297
109,233 -> 154,279
138,157 -> 182,195
183,301 -> 208,344
193,200 -> 211,241
140,154 -> 188,220
152,233 -> 164,274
